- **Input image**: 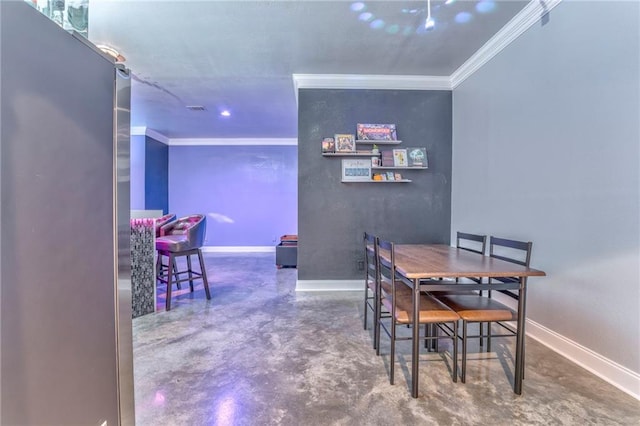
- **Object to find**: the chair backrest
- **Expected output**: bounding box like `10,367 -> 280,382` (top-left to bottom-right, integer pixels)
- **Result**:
456,232 -> 487,255
456,232 -> 487,284
155,213 -> 176,237
375,237 -> 396,301
489,236 -> 533,299
364,232 -> 377,287
161,214 -> 207,248
489,236 -> 532,267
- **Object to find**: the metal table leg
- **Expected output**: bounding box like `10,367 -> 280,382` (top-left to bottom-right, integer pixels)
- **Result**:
412,278 -> 420,398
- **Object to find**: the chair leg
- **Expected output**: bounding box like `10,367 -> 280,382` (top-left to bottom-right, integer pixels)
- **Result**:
197,249 -> 211,300
452,320 -> 458,383
375,300 -> 382,356
461,321 -> 468,383
489,325 -> 494,353
165,253 -> 175,311
172,257 -> 181,290
373,293 -> 379,350
187,254 -> 194,292
363,286 -> 368,331
390,319 -> 396,385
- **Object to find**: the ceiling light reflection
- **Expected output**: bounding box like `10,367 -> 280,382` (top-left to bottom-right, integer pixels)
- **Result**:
359,12 -> 373,22
455,11 -> 472,24
370,19 -> 385,29
350,2 -> 366,12
476,1 -> 496,14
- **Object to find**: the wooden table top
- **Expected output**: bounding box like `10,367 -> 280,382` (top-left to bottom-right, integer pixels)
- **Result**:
386,244 -> 546,280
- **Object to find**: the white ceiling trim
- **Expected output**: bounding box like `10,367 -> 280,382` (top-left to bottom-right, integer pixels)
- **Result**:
450,0 -> 564,88
169,138 -> 298,146
130,126 -> 146,136
292,73 -> 451,104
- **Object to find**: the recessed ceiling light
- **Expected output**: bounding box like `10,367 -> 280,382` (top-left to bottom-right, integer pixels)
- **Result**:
220,110 -> 231,117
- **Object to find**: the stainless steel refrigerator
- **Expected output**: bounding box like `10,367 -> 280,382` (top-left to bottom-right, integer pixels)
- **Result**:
1,2 -> 134,424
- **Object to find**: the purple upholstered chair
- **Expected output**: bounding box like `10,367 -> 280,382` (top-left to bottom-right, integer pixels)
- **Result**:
155,214 -> 211,310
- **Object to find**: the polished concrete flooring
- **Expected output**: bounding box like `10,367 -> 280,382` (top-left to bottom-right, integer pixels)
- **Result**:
133,253 -> 640,425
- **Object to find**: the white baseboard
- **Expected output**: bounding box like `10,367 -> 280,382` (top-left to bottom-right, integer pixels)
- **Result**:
526,319 -> 640,401
295,280 -> 363,292
201,246 -> 275,253
489,291 -> 639,400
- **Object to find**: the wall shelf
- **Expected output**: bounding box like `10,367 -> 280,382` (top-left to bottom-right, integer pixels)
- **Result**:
373,166 -> 427,170
342,179 -> 412,183
355,140 -> 402,145
322,152 -> 378,157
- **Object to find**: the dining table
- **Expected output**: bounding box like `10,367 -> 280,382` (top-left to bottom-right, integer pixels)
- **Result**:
379,244 -> 546,398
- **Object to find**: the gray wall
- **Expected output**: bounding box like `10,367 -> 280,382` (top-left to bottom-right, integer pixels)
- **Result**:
1,2 -> 123,424
298,89 -> 452,280
451,1 -> 639,374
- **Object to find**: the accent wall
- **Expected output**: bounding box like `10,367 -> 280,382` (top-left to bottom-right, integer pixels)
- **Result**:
298,89 -> 452,282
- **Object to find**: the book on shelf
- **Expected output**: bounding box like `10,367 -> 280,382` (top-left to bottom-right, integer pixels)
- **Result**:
335,134 -> 356,152
322,137 -> 335,153
406,147 -> 428,167
386,171 -> 395,181
356,123 -> 397,141
393,148 -> 408,167
381,150 -> 394,167
394,173 -> 403,180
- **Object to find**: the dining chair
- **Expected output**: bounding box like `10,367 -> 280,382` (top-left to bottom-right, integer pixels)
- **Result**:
435,236 -> 532,383
375,238 -> 459,386
363,232 -> 379,347
155,214 -> 211,311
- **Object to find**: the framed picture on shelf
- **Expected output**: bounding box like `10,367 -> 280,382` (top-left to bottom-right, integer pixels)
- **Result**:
335,134 -> 356,152
406,147 -> 428,167
341,158 -> 372,181
356,123 -> 398,141
393,148 -> 408,167
322,137 -> 335,153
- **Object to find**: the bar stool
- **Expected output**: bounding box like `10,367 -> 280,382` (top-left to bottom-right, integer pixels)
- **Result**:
155,214 -> 211,311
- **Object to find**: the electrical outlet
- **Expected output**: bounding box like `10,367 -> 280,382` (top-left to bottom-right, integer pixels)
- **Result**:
357,260 -> 365,271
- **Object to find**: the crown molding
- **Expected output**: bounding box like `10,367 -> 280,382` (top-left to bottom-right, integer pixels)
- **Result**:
169,138 -> 297,146
130,126 -> 146,136
292,73 -> 451,104
451,0 -> 564,88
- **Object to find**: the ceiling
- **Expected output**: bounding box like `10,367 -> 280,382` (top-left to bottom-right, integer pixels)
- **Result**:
88,1 -> 530,139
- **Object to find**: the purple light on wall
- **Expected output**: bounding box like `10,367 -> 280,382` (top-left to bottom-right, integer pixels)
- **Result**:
168,145 -> 298,247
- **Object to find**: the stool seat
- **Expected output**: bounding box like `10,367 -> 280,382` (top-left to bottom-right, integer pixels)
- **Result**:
156,235 -> 191,252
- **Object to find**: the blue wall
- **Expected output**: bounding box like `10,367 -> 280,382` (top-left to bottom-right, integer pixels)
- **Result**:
145,136 -> 168,213
130,134 -> 145,209
168,145 -> 298,247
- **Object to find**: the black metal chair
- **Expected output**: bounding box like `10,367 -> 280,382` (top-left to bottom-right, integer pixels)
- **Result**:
363,232 -> 378,347
155,214 -> 211,311
436,236 -> 532,383
375,238 -> 459,386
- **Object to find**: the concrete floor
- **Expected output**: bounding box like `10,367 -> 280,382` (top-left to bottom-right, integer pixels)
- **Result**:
133,253 -> 640,425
